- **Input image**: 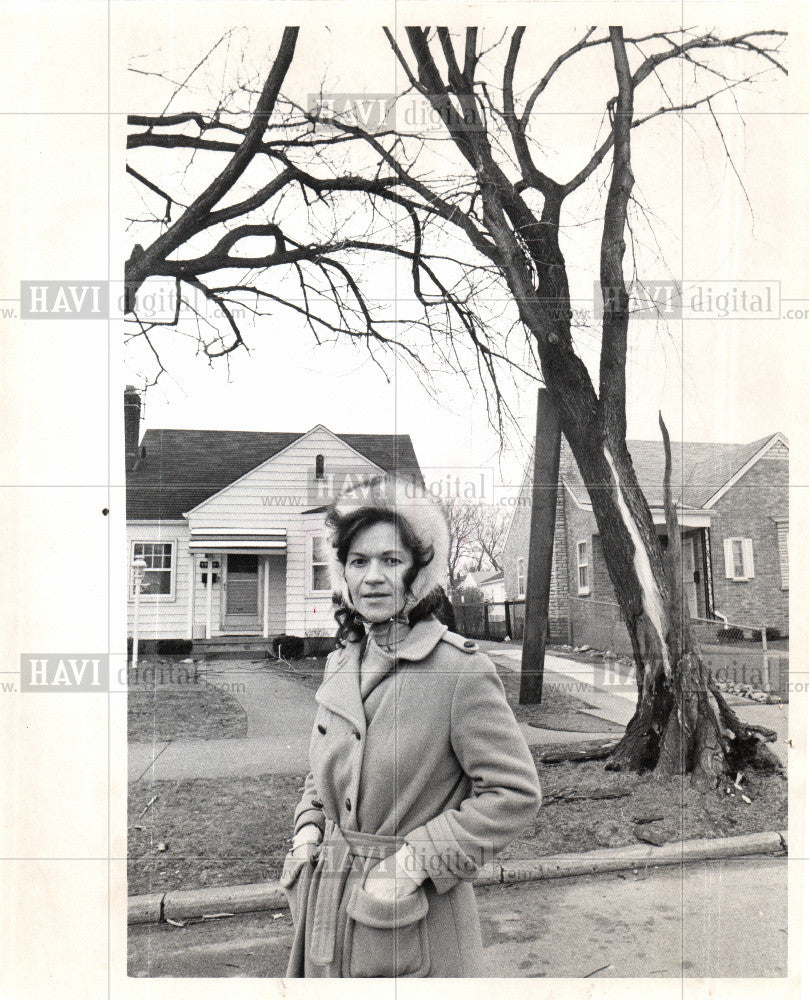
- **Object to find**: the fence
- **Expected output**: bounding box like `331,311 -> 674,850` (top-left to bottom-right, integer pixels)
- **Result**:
454,598 -> 789,700
450,600 -> 526,641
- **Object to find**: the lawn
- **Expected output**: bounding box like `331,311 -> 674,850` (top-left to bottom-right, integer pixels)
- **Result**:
127,758 -> 787,897
127,653 -> 785,896
128,659 -> 247,742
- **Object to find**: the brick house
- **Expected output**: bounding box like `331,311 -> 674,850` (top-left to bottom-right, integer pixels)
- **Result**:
125,388 -> 424,651
501,430 -> 789,654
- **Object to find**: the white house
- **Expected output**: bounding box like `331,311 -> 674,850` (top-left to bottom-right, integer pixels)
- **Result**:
477,570 -> 506,605
125,389 -> 424,650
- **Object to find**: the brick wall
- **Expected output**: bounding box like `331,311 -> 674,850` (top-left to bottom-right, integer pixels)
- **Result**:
709,449 -> 789,633
501,462 -> 570,641
501,452 -> 532,602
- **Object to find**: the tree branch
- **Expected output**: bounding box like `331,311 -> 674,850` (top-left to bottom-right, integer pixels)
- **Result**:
598,27 -> 634,434
125,26 -> 299,311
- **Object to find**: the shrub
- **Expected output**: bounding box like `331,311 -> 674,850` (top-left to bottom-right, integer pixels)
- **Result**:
272,634 -> 305,660
717,626 -> 744,643
750,627 -> 782,643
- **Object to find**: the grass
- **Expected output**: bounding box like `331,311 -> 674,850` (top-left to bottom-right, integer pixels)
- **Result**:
128,659 -> 247,742
492,659 -> 624,734
503,750 -> 786,862
267,654 -> 327,692
127,652 -> 785,896
127,761 -> 787,897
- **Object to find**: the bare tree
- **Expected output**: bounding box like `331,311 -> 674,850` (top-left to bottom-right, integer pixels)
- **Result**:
126,26 -> 786,781
469,505 -> 507,573
441,498 -> 480,592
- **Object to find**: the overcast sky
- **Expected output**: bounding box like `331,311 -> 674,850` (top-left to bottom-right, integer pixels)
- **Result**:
121,7 -> 800,493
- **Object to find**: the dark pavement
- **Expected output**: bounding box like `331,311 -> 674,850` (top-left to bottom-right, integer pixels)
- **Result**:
128,855 -> 788,979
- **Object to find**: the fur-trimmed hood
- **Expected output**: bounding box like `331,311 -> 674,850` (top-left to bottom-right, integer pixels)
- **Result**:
325,475 -> 450,612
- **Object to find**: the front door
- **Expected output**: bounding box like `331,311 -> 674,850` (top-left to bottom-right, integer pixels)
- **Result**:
222,554 -> 261,632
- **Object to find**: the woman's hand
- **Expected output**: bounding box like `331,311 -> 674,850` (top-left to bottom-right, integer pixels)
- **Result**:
363,844 -> 424,902
290,822 -> 321,860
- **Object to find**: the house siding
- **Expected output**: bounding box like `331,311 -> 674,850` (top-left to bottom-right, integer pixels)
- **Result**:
500,451 -> 532,604
709,450 -> 789,632
127,522 -> 198,641
185,427 -> 383,636
501,435 -> 789,653
127,427 -> 385,639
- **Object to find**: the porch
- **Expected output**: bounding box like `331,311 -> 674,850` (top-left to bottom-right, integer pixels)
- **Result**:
187,529 -> 287,641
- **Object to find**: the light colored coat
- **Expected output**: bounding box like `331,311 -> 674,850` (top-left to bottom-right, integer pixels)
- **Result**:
283,617 -> 542,978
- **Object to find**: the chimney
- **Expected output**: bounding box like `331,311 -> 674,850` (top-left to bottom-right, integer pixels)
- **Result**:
124,386 -> 142,472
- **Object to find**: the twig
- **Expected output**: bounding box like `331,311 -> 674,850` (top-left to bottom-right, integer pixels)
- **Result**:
137,795 -> 158,819
543,789 -> 631,805
584,963 -> 612,977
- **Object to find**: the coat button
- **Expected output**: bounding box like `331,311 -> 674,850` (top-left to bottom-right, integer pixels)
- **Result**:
317,724 -> 327,734
464,640 -> 476,648
312,799 -> 323,809
345,797 -> 352,812
353,730 -> 361,740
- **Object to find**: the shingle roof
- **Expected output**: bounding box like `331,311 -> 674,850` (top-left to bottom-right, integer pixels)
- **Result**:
561,433 -> 780,509
126,428 -> 423,520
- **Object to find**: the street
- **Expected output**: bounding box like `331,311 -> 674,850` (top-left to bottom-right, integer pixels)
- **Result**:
129,855 -> 787,979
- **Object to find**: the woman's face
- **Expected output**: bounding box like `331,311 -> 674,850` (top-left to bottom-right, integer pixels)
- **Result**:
344,521 -> 414,623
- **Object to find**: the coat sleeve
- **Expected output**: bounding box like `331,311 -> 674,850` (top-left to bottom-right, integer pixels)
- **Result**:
292,770 -> 326,837
404,652 -> 542,893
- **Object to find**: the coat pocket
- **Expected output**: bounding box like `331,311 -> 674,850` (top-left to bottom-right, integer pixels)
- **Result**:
280,852 -> 314,927
343,883 -> 430,978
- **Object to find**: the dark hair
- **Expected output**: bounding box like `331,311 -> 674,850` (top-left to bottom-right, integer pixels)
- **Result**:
326,506 -> 439,645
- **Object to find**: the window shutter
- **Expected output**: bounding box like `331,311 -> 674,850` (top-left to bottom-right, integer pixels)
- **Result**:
742,538 -> 755,578
723,539 -> 734,579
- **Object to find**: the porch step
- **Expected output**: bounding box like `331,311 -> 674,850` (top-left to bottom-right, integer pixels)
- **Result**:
193,636 -> 276,659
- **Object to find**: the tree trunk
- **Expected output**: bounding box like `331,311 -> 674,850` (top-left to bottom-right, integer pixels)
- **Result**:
513,191 -> 781,782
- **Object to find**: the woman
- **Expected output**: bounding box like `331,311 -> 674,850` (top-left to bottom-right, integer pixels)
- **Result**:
282,476 -> 542,978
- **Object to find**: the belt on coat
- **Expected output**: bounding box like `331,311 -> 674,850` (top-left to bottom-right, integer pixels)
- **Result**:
308,818 -> 404,967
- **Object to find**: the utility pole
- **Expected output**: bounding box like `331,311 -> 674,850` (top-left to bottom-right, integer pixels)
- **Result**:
519,389 -> 561,704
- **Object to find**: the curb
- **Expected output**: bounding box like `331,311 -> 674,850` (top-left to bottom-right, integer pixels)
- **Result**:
128,829 -> 787,925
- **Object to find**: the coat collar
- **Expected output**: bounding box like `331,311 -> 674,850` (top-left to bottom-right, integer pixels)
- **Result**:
315,617 -> 448,729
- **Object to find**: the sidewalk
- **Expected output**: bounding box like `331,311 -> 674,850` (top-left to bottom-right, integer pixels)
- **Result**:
128,664 -> 312,781
128,645 -> 789,782
486,644 -> 789,766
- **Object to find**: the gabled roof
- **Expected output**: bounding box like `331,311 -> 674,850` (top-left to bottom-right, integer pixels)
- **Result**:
561,432 -> 786,510
126,428 -> 423,520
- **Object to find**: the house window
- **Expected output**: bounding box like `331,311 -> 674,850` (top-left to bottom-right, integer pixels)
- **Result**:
131,541 -> 174,597
577,540 -> 590,595
776,520 -> 789,590
517,558 -> 525,598
723,537 -> 755,582
315,454 -> 325,480
311,535 -> 331,593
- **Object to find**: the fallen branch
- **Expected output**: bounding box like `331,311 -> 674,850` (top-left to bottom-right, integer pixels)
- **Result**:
543,789 -> 631,805
537,739 -> 621,764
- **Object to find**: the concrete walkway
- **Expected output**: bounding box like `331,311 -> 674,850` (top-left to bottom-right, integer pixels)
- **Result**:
488,645 -> 790,766
128,663 -> 313,781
